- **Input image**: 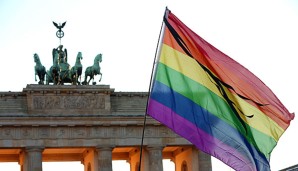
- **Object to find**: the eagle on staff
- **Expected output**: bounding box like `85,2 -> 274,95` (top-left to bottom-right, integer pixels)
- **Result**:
53,21 -> 66,39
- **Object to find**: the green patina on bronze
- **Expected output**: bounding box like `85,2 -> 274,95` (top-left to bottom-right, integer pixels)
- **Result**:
34,53 -> 46,85
70,52 -> 83,85
34,48 -> 102,85
82,54 -> 102,85
34,21 -> 102,85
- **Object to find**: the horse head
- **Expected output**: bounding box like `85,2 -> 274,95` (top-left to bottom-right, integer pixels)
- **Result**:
76,52 -> 83,64
94,53 -> 102,63
34,53 -> 40,63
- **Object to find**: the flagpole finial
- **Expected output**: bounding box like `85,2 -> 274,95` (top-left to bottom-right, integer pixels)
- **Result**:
165,6 -> 170,13
164,7 -> 170,19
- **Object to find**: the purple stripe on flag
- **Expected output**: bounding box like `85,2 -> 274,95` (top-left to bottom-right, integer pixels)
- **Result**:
148,98 -> 256,171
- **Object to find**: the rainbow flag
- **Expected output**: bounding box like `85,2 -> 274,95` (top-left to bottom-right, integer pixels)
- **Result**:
147,9 -> 294,171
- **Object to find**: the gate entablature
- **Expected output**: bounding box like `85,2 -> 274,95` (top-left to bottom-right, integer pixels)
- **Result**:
23,84 -> 114,115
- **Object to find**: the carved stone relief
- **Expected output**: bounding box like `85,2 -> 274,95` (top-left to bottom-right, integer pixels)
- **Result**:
32,95 -> 105,110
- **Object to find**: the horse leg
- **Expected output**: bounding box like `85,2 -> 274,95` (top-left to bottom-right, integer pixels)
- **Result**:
45,73 -> 49,85
38,76 -> 44,85
82,75 -> 87,85
87,75 -> 93,85
77,75 -> 80,85
98,73 -> 102,82
77,73 -> 81,85
75,73 -> 79,85
74,73 -> 78,85
40,74 -> 45,85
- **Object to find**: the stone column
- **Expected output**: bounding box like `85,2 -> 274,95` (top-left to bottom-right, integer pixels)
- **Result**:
23,147 -> 44,171
96,147 -> 113,171
147,146 -> 164,171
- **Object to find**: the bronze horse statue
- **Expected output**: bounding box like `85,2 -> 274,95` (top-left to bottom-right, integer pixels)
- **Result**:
82,54 -> 102,85
33,53 -> 46,85
70,52 -> 83,85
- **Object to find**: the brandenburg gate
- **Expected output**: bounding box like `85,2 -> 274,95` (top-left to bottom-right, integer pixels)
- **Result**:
0,84 -> 212,171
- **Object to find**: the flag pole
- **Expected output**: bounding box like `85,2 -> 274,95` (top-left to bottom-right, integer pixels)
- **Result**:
138,7 -> 170,171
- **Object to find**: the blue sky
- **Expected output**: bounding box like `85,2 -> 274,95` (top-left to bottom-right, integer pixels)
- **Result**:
0,0 -> 297,170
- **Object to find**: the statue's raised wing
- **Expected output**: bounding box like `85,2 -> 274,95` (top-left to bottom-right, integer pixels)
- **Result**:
53,22 -> 59,29
61,22 -> 66,28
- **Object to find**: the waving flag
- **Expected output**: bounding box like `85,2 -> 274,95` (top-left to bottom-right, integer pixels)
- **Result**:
147,8 -> 294,171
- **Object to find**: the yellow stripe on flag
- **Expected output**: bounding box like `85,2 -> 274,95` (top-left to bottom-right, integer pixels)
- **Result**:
159,44 -> 283,141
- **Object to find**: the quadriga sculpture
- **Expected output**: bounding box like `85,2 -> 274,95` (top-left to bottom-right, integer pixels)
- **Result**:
82,54 -> 102,85
70,52 -> 83,85
33,53 -> 46,85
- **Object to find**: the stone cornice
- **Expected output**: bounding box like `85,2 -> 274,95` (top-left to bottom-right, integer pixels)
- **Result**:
23,84 -> 114,95
0,116 -> 160,126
